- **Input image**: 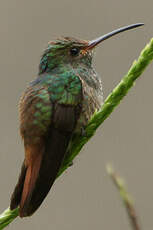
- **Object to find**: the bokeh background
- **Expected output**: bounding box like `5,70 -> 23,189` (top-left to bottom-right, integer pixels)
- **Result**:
0,0 -> 153,229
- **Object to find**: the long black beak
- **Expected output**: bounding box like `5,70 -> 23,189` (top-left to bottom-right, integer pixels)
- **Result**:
87,23 -> 144,49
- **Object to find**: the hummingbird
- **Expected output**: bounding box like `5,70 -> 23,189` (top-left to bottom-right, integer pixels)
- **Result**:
10,23 -> 143,217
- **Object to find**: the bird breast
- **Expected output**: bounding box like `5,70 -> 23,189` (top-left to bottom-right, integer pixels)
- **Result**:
75,69 -> 103,132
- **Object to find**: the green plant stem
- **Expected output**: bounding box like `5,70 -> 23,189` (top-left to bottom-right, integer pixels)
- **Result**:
107,164 -> 141,230
0,38 -> 153,229
0,208 -> 19,230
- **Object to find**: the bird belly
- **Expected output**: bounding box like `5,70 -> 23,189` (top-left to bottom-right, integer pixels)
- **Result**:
75,83 -> 103,133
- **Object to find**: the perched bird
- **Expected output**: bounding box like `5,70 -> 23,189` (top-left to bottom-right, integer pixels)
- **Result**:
10,23 -> 143,217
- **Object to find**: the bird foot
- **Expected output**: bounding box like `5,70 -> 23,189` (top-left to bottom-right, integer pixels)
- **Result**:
81,126 -> 87,137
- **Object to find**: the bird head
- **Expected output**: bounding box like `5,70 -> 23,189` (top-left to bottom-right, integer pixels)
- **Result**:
39,23 -> 144,74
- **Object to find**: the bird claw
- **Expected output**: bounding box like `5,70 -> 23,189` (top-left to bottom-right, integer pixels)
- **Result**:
81,126 -> 87,137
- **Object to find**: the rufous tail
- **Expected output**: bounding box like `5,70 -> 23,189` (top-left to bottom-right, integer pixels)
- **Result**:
10,127 -> 71,217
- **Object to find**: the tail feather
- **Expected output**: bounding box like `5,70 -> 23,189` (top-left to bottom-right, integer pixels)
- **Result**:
19,152 -> 42,217
22,127 -> 71,216
10,163 -> 27,210
10,127 -> 71,217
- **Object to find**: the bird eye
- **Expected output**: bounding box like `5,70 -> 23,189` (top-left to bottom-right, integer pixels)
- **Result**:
70,47 -> 80,56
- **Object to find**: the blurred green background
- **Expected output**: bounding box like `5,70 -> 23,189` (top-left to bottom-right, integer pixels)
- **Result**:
0,0 -> 152,229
